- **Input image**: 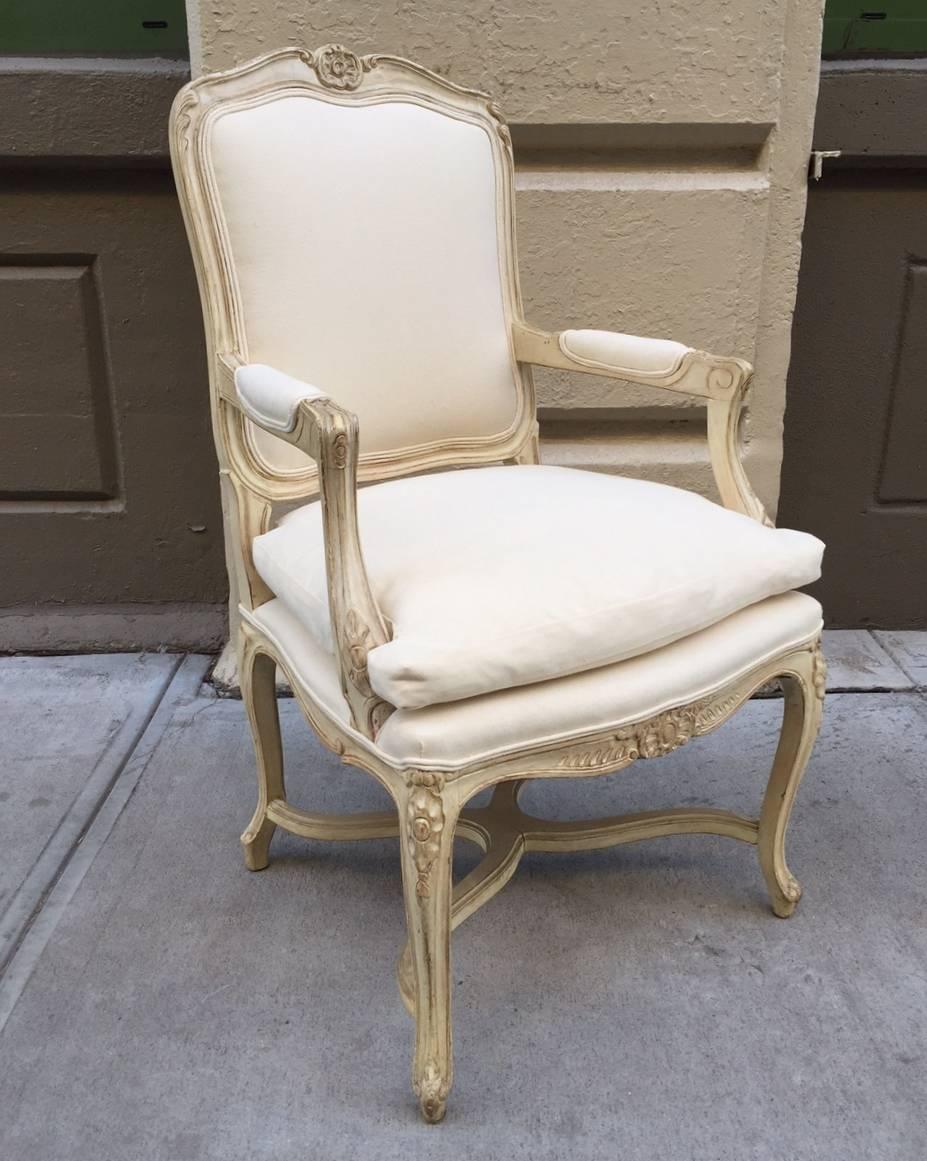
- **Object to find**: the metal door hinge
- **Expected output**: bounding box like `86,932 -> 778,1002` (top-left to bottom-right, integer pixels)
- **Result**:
811,150 -> 842,181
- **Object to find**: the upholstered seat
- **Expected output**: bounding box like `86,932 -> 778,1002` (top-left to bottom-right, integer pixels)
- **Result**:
253,463 -> 823,709
248,590 -> 822,767
171,45 -> 827,1124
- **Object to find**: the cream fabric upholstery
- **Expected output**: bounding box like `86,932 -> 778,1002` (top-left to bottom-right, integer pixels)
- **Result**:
235,364 -> 326,433
206,96 -> 519,460
560,329 -> 691,375
253,464 -> 824,709
174,53 -> 828,1122
247,592 -> 823,769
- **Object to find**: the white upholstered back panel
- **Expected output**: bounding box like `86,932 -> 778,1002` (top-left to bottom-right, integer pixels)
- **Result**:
207,94 -> 520,458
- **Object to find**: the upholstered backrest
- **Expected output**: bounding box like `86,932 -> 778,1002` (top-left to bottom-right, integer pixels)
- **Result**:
171,47 -> 534,486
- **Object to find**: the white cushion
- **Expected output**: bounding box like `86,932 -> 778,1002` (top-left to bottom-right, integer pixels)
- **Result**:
234,364 -> 326,433
206,95 -> 519,470
560,329 -> 690,376
252,465 -> 823,710
246,591 -> 823,769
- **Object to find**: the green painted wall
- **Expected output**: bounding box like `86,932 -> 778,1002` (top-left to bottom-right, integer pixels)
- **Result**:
0,0 -> 188,56
823,2 -> 927,55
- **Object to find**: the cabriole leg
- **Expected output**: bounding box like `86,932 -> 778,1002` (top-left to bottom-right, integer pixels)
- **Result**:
239,643 -> 285,871
758,646 -> 825,917
399,772 -> 459,1123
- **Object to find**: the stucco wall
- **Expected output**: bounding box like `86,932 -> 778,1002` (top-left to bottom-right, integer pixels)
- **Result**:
186,1 -> 824,514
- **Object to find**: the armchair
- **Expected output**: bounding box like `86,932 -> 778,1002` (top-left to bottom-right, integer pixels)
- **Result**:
171,45 -> 825,1123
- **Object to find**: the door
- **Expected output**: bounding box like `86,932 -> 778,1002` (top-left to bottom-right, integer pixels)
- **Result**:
0,12 -> 227,649
779,59 -> 927,627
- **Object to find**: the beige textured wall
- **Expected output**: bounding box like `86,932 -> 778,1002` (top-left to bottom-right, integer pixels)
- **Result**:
186,1 -> 824,514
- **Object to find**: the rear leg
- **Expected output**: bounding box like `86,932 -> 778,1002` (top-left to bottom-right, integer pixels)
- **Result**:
239,644 -> 285,871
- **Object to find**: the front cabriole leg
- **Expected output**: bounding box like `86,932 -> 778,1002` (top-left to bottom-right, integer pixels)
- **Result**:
758,643 -> 825,917
398,771 -> 459,1123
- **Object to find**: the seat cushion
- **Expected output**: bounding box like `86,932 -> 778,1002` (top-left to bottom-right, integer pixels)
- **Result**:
252,465 -> 824,710
246,591 -> 823,769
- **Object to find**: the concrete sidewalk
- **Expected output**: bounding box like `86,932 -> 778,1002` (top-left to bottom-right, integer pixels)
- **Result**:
1,635 -> 926,1160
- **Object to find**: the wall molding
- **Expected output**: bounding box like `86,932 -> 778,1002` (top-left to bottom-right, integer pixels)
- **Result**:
0,604 -> 226,653
0,57 -> 189,163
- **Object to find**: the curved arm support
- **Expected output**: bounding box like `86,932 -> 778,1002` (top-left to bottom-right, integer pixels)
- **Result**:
512,321 -> 771,525
218,354 -> 393,738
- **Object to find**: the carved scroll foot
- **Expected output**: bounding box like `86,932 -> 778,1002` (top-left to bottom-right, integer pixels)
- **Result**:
418,1059 -> 450,1124
399,772 -> 458,1124
239,641 -> 285,872
758,645 -> 824,918
240,813 -> 276,872
768,872 -> 803,920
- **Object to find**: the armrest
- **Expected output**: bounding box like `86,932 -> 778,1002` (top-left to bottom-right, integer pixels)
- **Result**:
217,355 -> 392,738
234,363 -> 328,432
512,322 -> 770,525
557,329 -> 691,379
513,321 -> 747,397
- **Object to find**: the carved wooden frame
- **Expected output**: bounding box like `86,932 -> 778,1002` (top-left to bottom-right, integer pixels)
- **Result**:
171,45 -> 824,1123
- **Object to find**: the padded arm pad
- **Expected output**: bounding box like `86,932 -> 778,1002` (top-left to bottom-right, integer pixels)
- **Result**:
560,329 -> 691,377
234,363 -> 328,433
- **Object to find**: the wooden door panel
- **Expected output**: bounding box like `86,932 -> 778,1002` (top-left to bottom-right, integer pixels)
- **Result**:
877,260 -> 927,503
780,169 -> 927,626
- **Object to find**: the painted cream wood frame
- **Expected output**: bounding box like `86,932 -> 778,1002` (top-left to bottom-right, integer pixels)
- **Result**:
170,45 -> 824,1124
